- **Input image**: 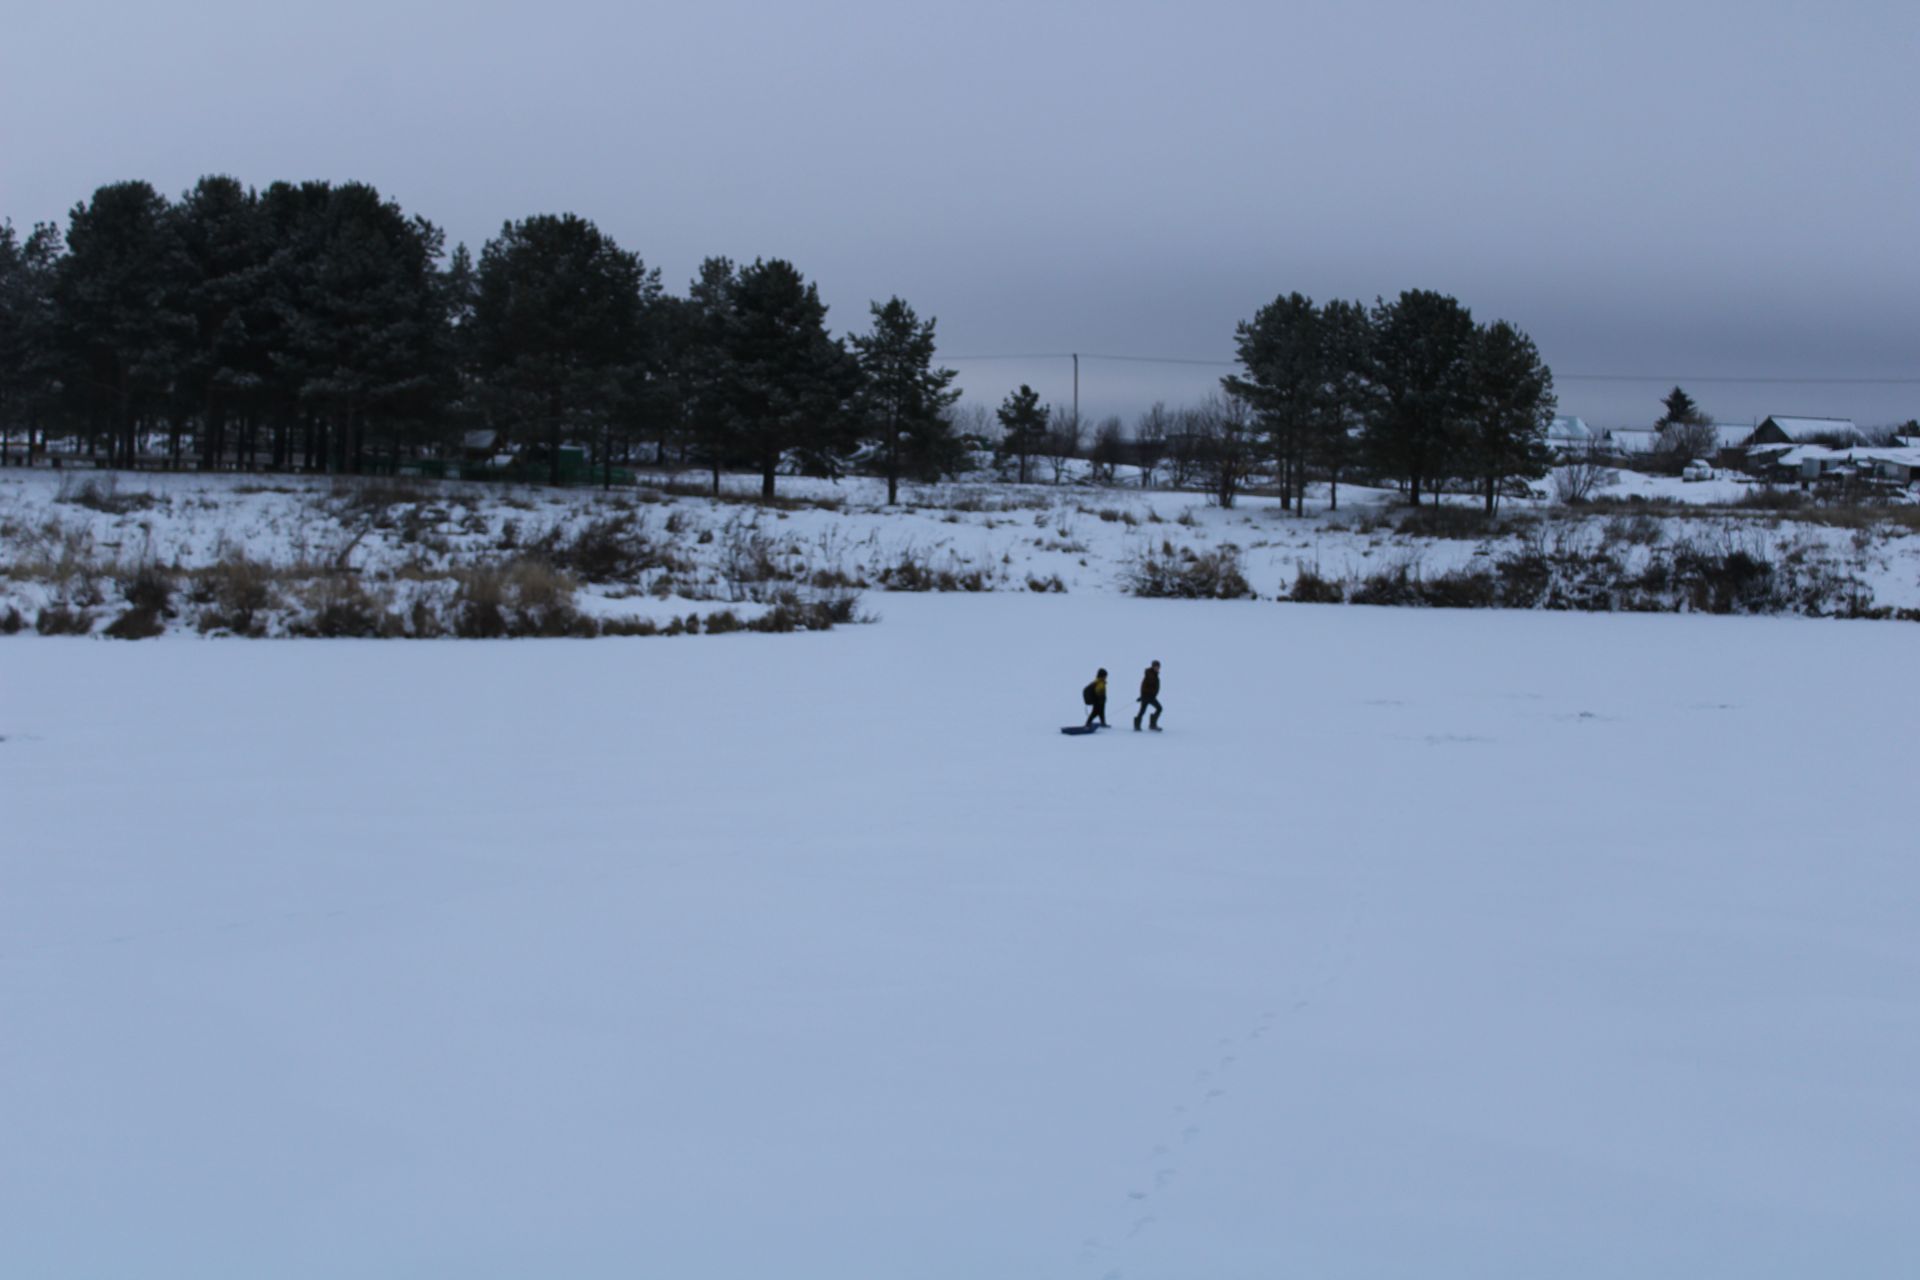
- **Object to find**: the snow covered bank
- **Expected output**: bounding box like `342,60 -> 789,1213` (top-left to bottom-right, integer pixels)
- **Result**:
4,466 -> 1919,636
5,595 -> 1917,1277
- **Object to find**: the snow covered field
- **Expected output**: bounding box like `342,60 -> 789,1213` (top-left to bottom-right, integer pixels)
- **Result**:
6,595 -> 1918,1278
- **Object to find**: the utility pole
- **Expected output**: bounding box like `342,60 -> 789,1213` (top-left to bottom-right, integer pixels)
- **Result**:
1072,353 -> 1079,429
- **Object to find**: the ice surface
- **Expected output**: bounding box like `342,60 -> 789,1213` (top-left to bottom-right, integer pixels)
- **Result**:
4,595 -> 1918,1277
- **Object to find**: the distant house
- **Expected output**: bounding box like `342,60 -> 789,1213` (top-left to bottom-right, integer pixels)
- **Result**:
1545,416 -> 1593,454
1750,444 -> 1852,484
1852,445 -> 1920,487
1600,426 -> 1658,454
1711,423 -> 1757,451
1749,416 -> 1861,446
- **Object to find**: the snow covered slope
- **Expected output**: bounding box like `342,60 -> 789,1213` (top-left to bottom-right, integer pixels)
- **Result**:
6,466 -> 1920,630
4,596 -> 1916,1277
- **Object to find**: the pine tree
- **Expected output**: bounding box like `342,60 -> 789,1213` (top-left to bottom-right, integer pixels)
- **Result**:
54,181 -> 193,466
1364,290 -> 1477,505
673,257 -> 742,492
433,241 -> 481,457
0,221 -> 63,465
850,296 -> 961,504
277,183 -> 449,473
1465,319 -> 1556,515
1313,299 -> 1373,512
712,258 -> 860,500
1223,291 -> 1320,512
172,175 -> 271,469
1658,386 -> 1703,428
472,213 -> 656,484
1653,385 -> 1717,463
995,384 -> 1049,484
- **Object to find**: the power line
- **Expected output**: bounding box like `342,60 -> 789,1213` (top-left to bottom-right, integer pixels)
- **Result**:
1555,373 -> 1920,385
938,350 -> 1920,385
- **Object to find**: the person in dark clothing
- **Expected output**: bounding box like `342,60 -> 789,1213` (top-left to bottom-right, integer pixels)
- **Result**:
1083,668 -> 1109,728
1134,660 -> 1163,731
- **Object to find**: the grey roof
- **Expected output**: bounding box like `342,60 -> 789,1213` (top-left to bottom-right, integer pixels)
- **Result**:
1761,416 -> 1859,441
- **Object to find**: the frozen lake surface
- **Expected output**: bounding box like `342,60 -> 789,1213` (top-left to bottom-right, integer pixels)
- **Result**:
5,595 -> 1917,1278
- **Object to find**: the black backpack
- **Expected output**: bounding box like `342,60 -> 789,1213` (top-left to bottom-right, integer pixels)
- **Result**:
1082,681 -> 1097,706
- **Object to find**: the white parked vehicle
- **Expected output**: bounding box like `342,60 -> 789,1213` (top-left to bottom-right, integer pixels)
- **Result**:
1682,459 -> 1714,482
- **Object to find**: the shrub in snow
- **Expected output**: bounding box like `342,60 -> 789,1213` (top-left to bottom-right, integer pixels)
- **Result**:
452,559 -> 592,638
1395,505 -> 1531,540
35,604 -> 95,635
538,513 -> 684,585
1347,562 -> 1423,607
190,554 -> 280,637
1601,513 -> 1665,548
293,577 -> 403,638
1127,543 -> 1253,599
56,474 -> 159,516
1418,570 -> 1501,610
876,549 -> 996,592
1286,566 -> 1345,604
103,564 -> 177,639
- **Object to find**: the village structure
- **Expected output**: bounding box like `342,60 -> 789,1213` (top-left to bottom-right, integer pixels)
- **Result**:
1559,414 -> 1920,490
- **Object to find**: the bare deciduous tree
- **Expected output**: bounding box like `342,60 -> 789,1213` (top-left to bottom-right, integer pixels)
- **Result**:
1134,402 -> 1171,489
1043,406 -> 1083,484
1088,416 -> 1126,484
1655,418 -> 1720,465
1553,438 -> 1619,506
1192,393 -> 1259,509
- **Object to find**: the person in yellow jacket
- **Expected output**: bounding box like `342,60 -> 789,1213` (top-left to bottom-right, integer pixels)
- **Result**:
1081,668 -> 1109,728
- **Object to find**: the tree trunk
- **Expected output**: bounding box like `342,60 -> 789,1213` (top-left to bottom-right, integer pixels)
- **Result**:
115,366 -> 133,471
886,425 -> 900,506
761,454 -> 777,500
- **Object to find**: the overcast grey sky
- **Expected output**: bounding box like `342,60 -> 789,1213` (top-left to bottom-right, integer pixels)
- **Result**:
3,0 -> 1916,427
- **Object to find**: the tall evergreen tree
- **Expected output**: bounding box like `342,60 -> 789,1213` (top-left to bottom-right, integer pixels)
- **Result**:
1465,319 -> 1556,514
850,296 -> 961,504
433,241 -> 482,454
672,257 -> 743,493
0,221 -> 63,465
54,181 -> 192,465
277,183 -> 449,472
995,383 -> 1049,484
1364,289 -> 1477,505
1313,298 -> 1373,512
471,213 -> 655,484
172,175 -> 272,469
1223,291 -> 1320,513
713,258 -> 860,499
